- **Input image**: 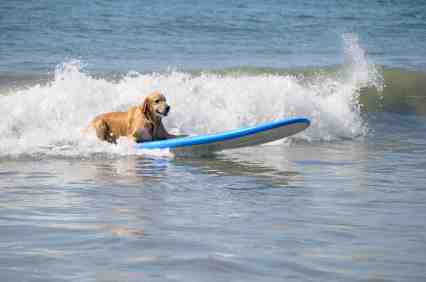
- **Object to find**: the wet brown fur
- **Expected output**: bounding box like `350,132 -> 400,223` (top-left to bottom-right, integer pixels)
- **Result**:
87,91 -> 176,144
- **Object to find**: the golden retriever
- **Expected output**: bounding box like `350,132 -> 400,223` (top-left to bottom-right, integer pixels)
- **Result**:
87,91 -> 177,144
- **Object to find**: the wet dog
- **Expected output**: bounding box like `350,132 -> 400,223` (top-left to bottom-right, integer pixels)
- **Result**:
86,91 -> 176,144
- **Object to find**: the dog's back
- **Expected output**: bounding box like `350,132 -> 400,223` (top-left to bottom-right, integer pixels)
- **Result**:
91,111 -> 129,143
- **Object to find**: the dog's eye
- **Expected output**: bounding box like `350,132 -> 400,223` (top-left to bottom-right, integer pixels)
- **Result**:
154,99 -> 160,104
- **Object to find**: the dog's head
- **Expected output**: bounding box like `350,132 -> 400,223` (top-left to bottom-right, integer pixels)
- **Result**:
142,91 -> 170,121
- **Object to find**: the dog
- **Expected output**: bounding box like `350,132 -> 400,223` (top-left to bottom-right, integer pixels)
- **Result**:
86,91 -> 177,144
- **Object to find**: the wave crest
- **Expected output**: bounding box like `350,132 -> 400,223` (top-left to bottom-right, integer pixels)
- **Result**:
0,34 -> 382,158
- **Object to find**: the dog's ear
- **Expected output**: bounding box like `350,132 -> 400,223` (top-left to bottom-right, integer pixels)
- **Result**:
142,97 -> 151,116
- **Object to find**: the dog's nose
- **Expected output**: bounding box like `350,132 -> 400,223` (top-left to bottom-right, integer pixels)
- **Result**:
165,105 -> 170,114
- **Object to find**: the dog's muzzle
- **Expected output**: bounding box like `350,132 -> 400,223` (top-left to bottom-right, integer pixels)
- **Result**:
157,105 -> 170,117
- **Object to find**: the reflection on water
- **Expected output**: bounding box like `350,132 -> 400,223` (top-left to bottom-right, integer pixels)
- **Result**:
1,120 -> 426,282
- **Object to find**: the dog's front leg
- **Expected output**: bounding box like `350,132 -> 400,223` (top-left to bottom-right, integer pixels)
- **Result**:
130,128 -> 153,143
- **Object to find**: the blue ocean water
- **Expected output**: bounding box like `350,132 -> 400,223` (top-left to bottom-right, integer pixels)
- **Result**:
1,0 -> 426,73
1,1 -> 426,282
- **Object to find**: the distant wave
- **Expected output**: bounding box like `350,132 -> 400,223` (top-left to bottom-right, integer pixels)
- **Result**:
360,68 -> 426,115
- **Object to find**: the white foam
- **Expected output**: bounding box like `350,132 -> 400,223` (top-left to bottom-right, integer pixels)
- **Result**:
0,35 -> 382,159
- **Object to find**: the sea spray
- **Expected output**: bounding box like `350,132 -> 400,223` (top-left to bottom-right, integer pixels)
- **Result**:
0,35 -> 383,158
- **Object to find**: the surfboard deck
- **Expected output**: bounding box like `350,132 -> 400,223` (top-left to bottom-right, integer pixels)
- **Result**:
136,117 -> 310,154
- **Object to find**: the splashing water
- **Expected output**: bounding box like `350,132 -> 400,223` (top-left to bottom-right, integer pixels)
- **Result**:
0,35 -> 382,159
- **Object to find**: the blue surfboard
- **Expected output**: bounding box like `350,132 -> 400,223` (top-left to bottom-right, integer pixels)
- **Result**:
136,117 -> 310,154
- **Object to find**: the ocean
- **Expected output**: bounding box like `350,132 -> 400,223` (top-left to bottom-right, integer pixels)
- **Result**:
1,1 -> 425,281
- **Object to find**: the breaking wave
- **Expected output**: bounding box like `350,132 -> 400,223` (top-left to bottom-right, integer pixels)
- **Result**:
0,34 -> 383,158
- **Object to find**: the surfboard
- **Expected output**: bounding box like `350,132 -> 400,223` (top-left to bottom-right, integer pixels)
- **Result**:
136,117 -> 310,154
